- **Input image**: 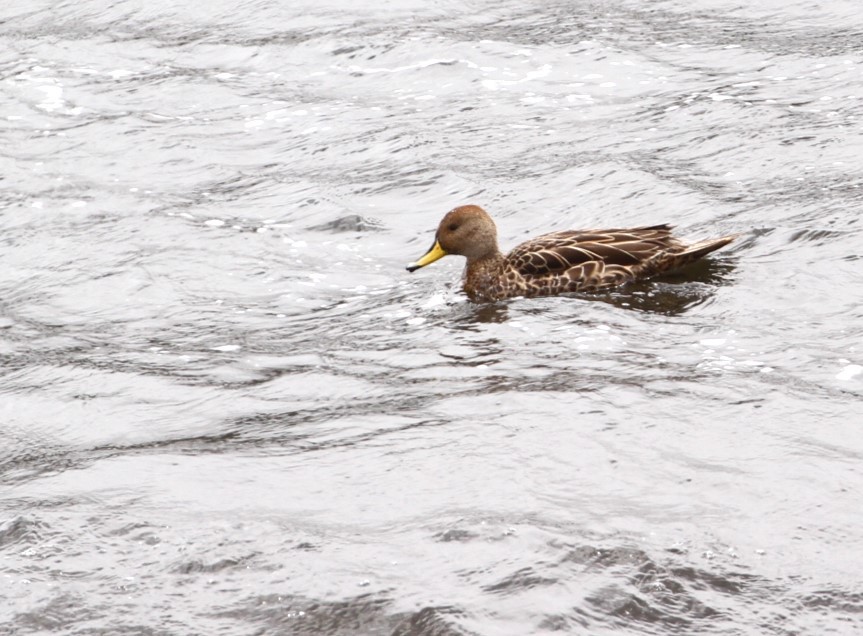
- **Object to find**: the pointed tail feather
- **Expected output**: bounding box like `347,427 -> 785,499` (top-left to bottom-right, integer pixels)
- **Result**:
679,234 -> 738,261
638,233 -> 737,277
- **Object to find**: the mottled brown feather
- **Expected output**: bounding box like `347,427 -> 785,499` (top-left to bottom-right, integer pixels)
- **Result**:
407,206 -> 736,302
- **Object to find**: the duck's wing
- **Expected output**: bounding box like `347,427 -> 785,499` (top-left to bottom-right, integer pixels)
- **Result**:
506,225 -> 684,277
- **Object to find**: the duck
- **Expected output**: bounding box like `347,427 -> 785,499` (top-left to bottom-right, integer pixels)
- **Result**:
406,204 -> 736,302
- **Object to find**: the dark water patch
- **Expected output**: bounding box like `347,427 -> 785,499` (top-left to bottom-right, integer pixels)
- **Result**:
106,521 -> 158,538
156,173 -> 281,215
0,516 -> 46,548
563,544 -> 762,595
0,9 -> 321,50
391,606 -> 473,636
470,2 -> 863,58
537,611 -> 591,631
0,453 -> 83,487
352,168 -> 444,196
586,585 -> 694,629
0,409 -> 446,486
482,566 -> 558,594
11,593 -> 97,634
799,588 -> 863,613
174,555 -> 253,575
307,214 -> 386,233
82,413 -> 413,456
434,528 -> 480,543
451,303 -> 511,325
213,593 -> 470,636
788,227 -> 855,245
586,262 -> 738,315
558,545 -> 758,633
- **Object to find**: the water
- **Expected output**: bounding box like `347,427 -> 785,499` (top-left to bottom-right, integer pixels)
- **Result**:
2,0 -> 862,634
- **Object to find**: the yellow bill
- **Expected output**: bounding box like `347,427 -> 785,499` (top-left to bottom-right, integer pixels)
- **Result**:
406,239 -> 448,272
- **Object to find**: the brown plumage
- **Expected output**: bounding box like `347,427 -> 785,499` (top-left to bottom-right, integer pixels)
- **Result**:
406,204 -> 736,302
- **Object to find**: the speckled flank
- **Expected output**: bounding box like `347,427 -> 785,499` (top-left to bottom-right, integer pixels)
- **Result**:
411,205 -> 736,302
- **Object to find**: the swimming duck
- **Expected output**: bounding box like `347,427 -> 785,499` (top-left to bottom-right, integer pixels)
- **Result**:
406,205 -> 736,302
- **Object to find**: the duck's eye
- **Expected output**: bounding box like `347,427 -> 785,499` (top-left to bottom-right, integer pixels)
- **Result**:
448,223 -> 459,232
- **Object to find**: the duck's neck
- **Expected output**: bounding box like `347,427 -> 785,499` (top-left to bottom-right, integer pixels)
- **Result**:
463,253 -> 505,301
465,251 -> 504,273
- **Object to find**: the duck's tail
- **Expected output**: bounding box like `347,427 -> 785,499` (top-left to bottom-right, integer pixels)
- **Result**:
679,234 -> 738,262
638,233 -> 738,277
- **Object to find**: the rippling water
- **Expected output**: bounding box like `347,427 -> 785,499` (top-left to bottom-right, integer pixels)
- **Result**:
2,0 -> 863,634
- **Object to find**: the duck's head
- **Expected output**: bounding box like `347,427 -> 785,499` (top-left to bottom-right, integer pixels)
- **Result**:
406,205 -> 500,272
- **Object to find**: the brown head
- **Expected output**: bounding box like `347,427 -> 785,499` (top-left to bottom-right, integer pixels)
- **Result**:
406,205 -> 501,272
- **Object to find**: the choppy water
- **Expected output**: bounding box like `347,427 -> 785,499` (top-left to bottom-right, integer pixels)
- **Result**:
2,0 -> 863,634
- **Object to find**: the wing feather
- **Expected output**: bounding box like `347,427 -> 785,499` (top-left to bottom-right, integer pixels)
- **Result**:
507,225 -> 685,279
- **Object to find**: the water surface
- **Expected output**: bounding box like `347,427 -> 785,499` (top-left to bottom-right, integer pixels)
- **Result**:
2,0 -> 862,634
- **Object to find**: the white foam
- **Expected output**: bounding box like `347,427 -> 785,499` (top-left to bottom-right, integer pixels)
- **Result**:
836,364 -> 862,381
